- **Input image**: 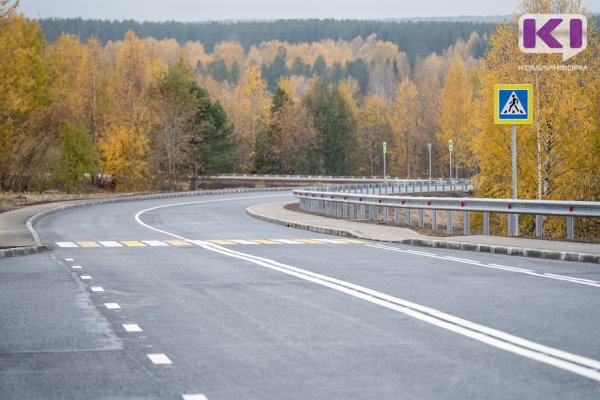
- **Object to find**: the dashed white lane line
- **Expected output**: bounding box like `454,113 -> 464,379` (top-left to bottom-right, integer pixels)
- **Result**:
90,286 -> 105,292
147,353 -> 172,365
142,240 -> 170,247
99,241 -> 123,247
80,275 -> 93,280
105,303 -> 121,310
57,242 -> 78,248
182,394 -> 209,400
122,324 -> 143,333
64,258 -> 74,262
71,265 -> 82,269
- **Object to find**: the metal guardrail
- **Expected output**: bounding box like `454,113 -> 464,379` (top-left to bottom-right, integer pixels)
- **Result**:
293,181 -> 600,240
203,174 -> 459,183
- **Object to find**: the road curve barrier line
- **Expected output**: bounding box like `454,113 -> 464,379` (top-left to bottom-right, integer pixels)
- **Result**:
135,200 -> 600,382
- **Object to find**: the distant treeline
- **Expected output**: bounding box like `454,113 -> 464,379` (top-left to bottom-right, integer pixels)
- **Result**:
36,18 -> 497,60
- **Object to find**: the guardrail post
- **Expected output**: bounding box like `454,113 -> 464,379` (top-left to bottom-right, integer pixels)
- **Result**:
432,210 -> 437,230
536,215 -> 542,237
419,209 -> 424,227
394,208 -> 400,224
483,212 -> 489,235
406,208 -> 412,225
384,207 -> 389,223
464,211 -> 470,235
507,214 -> 519,237
566,216 -> 574,240
447,211 -> 453,234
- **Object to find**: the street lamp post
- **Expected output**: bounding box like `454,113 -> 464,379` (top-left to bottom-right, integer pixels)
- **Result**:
427,143 -> 432,181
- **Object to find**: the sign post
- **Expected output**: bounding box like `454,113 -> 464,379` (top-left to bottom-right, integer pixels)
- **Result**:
382,141 -> 387,181
494,84 -> 534,236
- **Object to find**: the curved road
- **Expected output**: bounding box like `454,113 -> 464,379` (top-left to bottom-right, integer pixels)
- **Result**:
2,191 -> 599,399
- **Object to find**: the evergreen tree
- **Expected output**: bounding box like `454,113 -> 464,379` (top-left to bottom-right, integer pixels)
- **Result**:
187,84 -> 235,188
304,82 -> 358,175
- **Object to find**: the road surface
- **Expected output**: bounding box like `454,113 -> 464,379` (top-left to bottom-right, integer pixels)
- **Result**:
1,191 -> 599,399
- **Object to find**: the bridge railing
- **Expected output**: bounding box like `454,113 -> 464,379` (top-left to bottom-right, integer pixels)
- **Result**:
293,182 -> 600,240
203,174 -> 470,183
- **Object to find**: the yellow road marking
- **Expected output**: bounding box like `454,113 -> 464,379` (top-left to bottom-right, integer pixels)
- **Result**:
164,240 -> 192,246
120,241 -> 146,247
77,241 -> 101,248
251,239 -> 283,245
207,240 -> 237,245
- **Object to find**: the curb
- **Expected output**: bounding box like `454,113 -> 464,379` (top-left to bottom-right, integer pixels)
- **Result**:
246,206 -> 600,264
0,245 -> 48,258
0,187 -> 295,257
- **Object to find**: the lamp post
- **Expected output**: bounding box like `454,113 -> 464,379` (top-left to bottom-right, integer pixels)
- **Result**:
427,143 -> 432,181
383,141 -> 387,181
448,140 -> 453,180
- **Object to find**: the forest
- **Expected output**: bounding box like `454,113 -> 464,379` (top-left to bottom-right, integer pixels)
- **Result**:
36,17 -> 496,61
0,0 -> 599,237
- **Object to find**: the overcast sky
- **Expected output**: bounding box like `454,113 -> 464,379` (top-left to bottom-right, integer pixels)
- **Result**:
19,0 -> 600,21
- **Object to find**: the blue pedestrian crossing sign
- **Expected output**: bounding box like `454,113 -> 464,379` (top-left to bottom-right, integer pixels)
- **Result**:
494,84 -> 533,125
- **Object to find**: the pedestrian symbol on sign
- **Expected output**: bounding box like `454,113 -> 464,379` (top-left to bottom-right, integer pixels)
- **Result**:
501,92 -> 527,115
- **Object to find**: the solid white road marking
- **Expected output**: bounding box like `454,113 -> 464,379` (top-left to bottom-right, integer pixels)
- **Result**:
64,258 -> 75,261
182,395 -> 209,400
135,200 -> 600,382
187,240 -> 212,246
271,239 -> 304,244
90,286 -> 105,292
543,273 -> 599,284
313,239 -> 348,244
142,240 -> 170,247
99,241 -> 123,247
369,243 -> 600,289
147,353 -> 172,365
71,265 -> 82,269
57,242 -> 78,248
105,303 -> 121,310
80,275 -> 92,280
122,324 -> 143,333
229,239 -> 259,245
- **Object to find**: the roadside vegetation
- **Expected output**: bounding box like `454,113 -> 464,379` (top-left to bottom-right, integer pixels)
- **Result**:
0,0 -> 598,237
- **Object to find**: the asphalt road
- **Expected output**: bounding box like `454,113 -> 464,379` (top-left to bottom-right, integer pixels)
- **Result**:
2,191 -> 599,399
